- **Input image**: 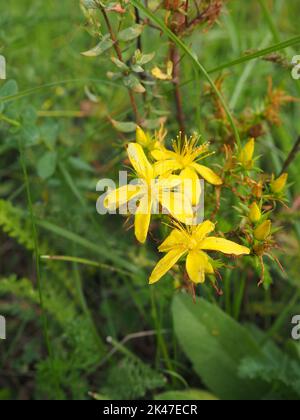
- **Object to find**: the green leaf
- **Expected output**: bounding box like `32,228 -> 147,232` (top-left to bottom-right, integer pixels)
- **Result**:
81,35 -> 114,57
118,24 -> 144,42
123,74 -> 145,93
131,64 -> 144,73
112,120 -> 137,133
155,389 -> 219,401
81,0 -> 97,9
172,294 -> 269,400
68,156 -> 94,173
111,57 -> 129,71
137,52 -> 155,65
0,80 -> 18,97
37,151 -> 57,180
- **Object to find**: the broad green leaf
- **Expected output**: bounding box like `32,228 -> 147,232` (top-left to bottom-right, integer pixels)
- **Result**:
111,120 -> 137,133
81,35 -> 114,57
118,24 -> 144,42
37,151 -> 57,180
155,389 -> 219,401
172,294 -> 269,400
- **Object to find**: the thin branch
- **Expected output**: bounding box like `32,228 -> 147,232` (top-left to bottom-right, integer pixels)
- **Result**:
170,44 -> 186,134
280,136 -> 300,175
99,5 -> 141,123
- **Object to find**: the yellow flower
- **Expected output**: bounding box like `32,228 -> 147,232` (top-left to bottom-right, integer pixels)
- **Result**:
254,220 -> 272,241
104,143 -> 194,244
149,221 -> 250,284
152,135 -> 222,205
249,202 -> 262,224
271,173 -> 288,194
151,61 -> 173,81
239,138 -> 255,170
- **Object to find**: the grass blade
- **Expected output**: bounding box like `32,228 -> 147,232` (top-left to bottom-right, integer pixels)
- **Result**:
36,219 -> 138,273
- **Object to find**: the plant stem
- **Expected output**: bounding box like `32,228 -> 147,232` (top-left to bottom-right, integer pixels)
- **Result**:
18,137 -> 60,396
150,288 -> 174,375
170,43 -> 186,134
41,255 -> 131,276
72,261 -> 105,354
280,136 -> 300,175
99,5 -> 141,124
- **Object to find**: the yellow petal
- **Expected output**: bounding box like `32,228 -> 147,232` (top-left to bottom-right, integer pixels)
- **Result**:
149,248 -> 186,284
239,138 -> 255,169
254,220 -> 272,241
191,163 -> 223,186
127,143 -> 153,180
160,191 -> 194,224
180,167 -> 202,206
104,185 -> 141,210
151,148 -> 176,161
151,64 -> 173,81
154,159 -> 182,177
186,250 -> 213,284
135,195 -> 152,244
200,237 -> 250,256
193,221 -> 216,242
271,173 -> 288,194
157,175 -> 182,191
158,229 -> 187,252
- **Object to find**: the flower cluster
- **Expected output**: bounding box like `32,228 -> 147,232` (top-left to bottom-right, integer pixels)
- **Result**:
104,128 -> 251,288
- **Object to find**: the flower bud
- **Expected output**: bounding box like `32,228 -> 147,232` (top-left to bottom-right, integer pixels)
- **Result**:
239,138 -> 255,169
136,126 -> 149,147
249,202 -> 261,223
254,220 -> 272,241
271,173 -> 288,194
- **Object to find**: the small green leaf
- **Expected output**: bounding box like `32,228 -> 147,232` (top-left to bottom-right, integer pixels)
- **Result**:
68,157 -> 94,173
37,151 -> 57,180
112,120 -> 137,133
111,57 -> 129,71
123,74 -> 145,93
81,35 -> 114,57
143,118 -> 165,130
131,64 -> 144,73
118,24 -> 144,42
137,52 -> 155,65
